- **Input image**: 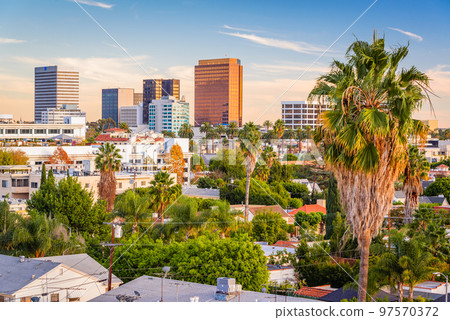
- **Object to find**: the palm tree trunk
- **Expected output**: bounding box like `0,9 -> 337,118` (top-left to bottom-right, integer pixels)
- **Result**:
245,172 -> 251,221
398,282 -> 404,302
357,229 -> 371,302
408,285 -> 414,301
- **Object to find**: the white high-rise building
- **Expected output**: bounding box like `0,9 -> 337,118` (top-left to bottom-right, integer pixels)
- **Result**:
34,66 -> 79,123
41,104 -> 86,124
119,104 -> 144,128
281,101 -> 330,130
149,96 -> 189,134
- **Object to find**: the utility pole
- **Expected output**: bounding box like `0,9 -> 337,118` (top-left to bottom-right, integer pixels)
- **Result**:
102,222 -> 124,291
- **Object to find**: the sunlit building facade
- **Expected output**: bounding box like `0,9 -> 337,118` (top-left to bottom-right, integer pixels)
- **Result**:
143,79 -> 180,124
194,58 -> 243,127
281,101 -> 330,130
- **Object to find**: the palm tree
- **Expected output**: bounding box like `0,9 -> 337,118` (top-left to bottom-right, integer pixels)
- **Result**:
261,146 -> 277,169
119,122 -> 131,133
402,145 -> 430,223
263,120 -> 273,132
309,34 -> 432,301
283,129 -> 296,155
304,125 -> 312,154
168,197 -> 204,241
178,123 -> 194,139
12,214 -> 54,257
238,122 -> 262,220
371,230 -> 438,301
95,142 -> 122,212
216,124 -> 226,137
148,171 -> 181,224
295,128 -> 305,155
273,119 -> 285,160
114,190 -> 151,233
205,129 -> 220,153
262,130 -> 276,146
226,122 -> 239,140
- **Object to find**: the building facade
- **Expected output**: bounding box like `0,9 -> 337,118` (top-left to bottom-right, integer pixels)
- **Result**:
142,79 -> 180,124
40,104 -> 86,124
102,88 -> 135,125
34,66 -> 79,123
133,92 -> 143,105
194,58 -> 243,127
119,104 -> 144,128
149,96 -> 189,134
281,101 -> 330,130
0,123 -> 86,141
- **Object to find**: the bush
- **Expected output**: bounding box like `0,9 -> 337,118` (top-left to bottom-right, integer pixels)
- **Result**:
197,176 -> 217,189
289,198 -> 303,209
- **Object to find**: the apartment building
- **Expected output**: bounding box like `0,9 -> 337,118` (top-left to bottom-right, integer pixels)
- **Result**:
281,101 -> 330,130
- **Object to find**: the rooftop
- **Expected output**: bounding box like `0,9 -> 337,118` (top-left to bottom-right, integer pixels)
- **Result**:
89,275 -> 316,302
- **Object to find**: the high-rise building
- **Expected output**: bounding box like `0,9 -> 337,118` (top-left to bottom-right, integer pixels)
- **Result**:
142,79 -> 180,124
194,58 -> 243,127
41,104 -> 86,124
281,101 -> 330,130
133,92 -> 143,105
149,96 -> 189,134
102,88 -> 135,125
34,66 -> 79,123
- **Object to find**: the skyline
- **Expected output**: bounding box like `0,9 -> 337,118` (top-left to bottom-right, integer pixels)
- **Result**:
0,0 -> 449,125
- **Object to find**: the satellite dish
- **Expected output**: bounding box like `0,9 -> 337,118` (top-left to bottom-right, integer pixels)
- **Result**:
31,296 -> 40,302
134,291 -> 141,297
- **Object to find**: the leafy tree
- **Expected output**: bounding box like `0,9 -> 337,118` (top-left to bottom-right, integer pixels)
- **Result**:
251,211 -> 289,244
294,211 -> 322,231
402,145 -> 430,222
423,177 -> 450,202
196,176 -> 217,189
95,142 -> 122,211
253,163 -> 270,181
167,196 -> 204,241
0,149 -> 28,165
268,161 -> 292,183
161,130 -> 176,138
328,212 -> 358,258
209,149 -> 246,180
114,190 -> 151,233
112,234 -> 269,291
325,174 -> 343,238
148,171 -> 181,223
283,182 -> 310,201
119,122 -> 131,133
289,198 -> 303,209
283,154 -> 298,161
165,143 -> 185,184
309,34 -> 431,301
190,154 -> 205,171
49,146 -> 72,164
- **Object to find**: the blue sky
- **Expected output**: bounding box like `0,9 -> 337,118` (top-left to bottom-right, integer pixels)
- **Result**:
0,0 -> 449,125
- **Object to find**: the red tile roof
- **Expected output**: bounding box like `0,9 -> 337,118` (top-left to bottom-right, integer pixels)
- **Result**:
273,240 -> 300,248
105,128 -> 126,133
294,287 -> 333,299
95,134 -> 129,142
289,204 -> 326,216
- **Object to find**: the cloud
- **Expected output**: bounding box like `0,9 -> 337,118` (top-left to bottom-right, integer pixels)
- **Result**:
251,63 -> 329,75
0,38 -> 26,44
223,25 -> 262,33
73,0 -> 114,9
220,31 -> 327,55
388,27 -> 423,42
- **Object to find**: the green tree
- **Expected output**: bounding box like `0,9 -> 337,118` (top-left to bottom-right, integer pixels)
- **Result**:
402,145 -> 430,222
178,123 -> 194,139
162,130 -> 176,138
309,34 -> 431,301
238,122 -> 262,220
251,211 -> 289,244
0,149 -> 28,165
423,177 -> 450,202
148,171 -> 181,223
263,120 -> 273,132
325,174 -> 343,238
95,142 -> 122,211
226,122 -> 239,140
273,119 -> 285,160
114,190 -> 151,233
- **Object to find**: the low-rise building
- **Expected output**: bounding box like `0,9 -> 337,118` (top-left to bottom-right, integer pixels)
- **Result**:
0,122 -> 86,141
0,254 -> 122,302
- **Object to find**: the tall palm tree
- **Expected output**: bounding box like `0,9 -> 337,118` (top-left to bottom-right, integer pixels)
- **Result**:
205,129 -> 220,153
12,214 -> 55,257
178,123 -> 194,139
216,124 -> 226,137
238,122 -> 262,220
283,129 -> 296,155
114,190 -> 151,233
263,120 -> 273,132
273,119 -> 285,160
309,34 -> 432,301
262,130 -> 276,146
226,122 -> 239,139
295,127 -> 305,154
261,146 -> 277,169
95,142 -> 122,212
402,145 -> 430,223
148,171 -> 181,224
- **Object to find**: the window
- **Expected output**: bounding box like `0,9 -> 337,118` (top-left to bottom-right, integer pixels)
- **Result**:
49,129 -> 60,134
5,129 -> 17,134
50,294 -> 59,302
0,296 -> 5,302
118,182 -> 122,188
68,298 -> 80,302
20,297 -> 31,302
20,129 -> 32,134
34,129 -> 46,134
85,184 -> 90,188
76,161 -> 82,164
12,179 -> 29,187
31,182 -> 38,188
1,180 -> 8,188
141,181 -> 146,186
63,129 -> 74,134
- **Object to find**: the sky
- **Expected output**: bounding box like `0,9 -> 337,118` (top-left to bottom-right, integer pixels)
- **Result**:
0,0 -> 449,126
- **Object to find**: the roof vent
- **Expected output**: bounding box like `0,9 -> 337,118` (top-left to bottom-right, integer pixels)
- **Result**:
190,296 -> 199,302
19,256 -> 25,263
